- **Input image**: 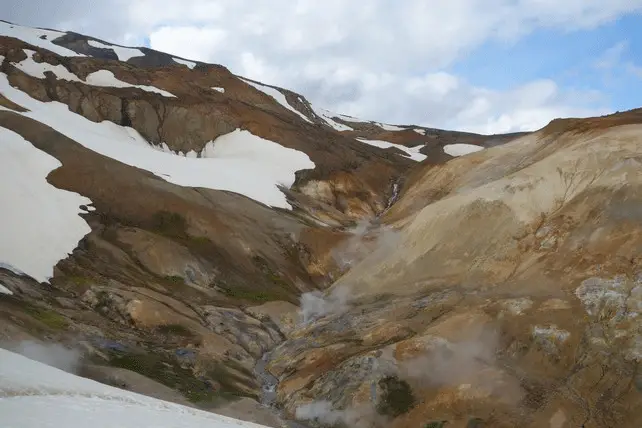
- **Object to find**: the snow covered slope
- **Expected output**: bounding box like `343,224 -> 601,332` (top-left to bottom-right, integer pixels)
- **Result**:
240,77 -> 313,124
443,143 -> 484,157
0,73 -> 314,210
0,348 -> 269,428
87,39 -> 145,61
0,21 -> 81,57
356,138 -> 427,162
0,126 -> 92,284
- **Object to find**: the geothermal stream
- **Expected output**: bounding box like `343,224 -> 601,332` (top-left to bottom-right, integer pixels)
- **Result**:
253,351 -> 310,428
252,179 -> 403,427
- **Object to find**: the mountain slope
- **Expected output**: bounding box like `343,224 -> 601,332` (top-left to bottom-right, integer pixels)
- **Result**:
269,114 -> 642,427
3,19 -> 641,428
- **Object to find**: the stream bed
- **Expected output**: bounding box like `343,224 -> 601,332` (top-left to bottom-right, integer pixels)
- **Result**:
253,351 -> 310,428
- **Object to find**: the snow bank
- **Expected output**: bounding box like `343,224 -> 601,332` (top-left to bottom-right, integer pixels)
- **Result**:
10,52 -> 173,97
356,138 -> 426,162
0,21 -> 82,57
0,126 -> 92,283
375,122 -> 406,131
240,77 -> 312,123
173,57 -> 197,69
85,70 -> 175,97
0,348 -> 269,428
443,143 -> 484,157
0,283 -> 13,295
313,107 -> 353,131
0,73 -> 314,210
87,39 -> 145,62
13,50 -> 81,82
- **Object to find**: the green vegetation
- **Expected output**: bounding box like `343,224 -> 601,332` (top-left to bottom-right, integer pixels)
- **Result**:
466,418 -> 485,428
67,275 -> 92,287
151,211 -> 187,238
219,286 -> 282,303
424,422 -> 448,428
164,275 -> 186,285
376,375 -> 416,417
155,324 -> 195,337
108,352 -> 247,405
23,306 -> 68,330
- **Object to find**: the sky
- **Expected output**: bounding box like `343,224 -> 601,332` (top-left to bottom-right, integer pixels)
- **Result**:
3,1 -> 642,134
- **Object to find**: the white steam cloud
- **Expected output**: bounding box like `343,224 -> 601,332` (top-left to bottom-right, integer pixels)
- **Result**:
295,400 -> 386,428
299,218 -> 401,323
3,341 -> 82,373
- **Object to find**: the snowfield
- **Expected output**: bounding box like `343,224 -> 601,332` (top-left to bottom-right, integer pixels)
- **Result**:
240,77 -> 313,123
312,107 -> 354,131
11,50 -> 175,97
375,122 -> 406,131
0,283 -> 13,295
356,138 -> 427,162
13,50 -> 82,82
0,348 -> 269,428
0,73 -> 314,210
87,39 -> 145,62
85,70 -> 176,97
0,21 -> 82,57
173,57 -> 197,69
443,143 -> 484,157
0,126 -> 92,284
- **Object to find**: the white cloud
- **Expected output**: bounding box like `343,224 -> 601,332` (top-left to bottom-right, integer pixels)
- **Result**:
3,0 -> 642,133
594,41 -> 629,70
629,64 -> 642,79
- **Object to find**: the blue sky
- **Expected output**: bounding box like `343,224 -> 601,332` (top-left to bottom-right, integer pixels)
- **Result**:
452,14 -> 642,113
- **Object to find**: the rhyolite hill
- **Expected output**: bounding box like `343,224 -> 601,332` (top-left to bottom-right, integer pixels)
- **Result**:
1,19 -> 642,428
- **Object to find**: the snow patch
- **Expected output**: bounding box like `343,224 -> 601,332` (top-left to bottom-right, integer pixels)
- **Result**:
173,57 -> 197,69
375,122 -> 406,131
414,128 -> 427,135
240,77 -> 312,123
0,283 -> 13,295
0,348 -> 269,428
0,21 -> 82,57
356,138 -> 426,162
212,87 -> 225,93
313,107 -> 354,131
11,53 -> 173,97
85,70 -> 175,97
87,39 -> 145,62
0,73 -> 314,209
443,143 -> 484,157
13,49 -> 81,82
0,126 -> 92,284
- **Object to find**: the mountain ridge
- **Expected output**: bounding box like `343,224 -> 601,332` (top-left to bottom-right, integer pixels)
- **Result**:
1,19 -> 642,428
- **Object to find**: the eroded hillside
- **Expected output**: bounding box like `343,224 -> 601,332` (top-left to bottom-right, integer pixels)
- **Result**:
2,19 -> 641,428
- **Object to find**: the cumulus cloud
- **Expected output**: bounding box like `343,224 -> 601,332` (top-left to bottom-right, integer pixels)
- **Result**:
4,1 -> 641,132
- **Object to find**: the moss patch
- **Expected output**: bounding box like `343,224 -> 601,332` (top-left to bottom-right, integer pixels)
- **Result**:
155,324 -> 195,337
466,418 -> 485,428
218,285 -> 283,303
107,351 -> 246,405
164,275 -> 186,285
23,305 -> 68,330
151,211 -> 187,238
424,422 -> 448,428
376,375 -> 416,417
